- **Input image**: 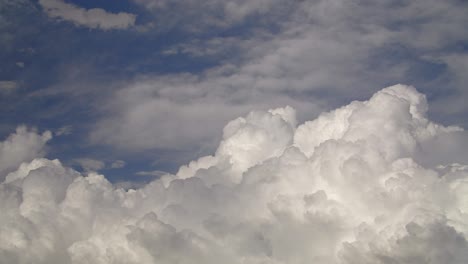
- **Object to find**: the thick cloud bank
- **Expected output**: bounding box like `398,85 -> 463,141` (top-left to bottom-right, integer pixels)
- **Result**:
1,85 -> 468,263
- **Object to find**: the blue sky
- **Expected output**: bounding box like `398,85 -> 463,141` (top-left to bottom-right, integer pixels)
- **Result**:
1,0 -> 467,183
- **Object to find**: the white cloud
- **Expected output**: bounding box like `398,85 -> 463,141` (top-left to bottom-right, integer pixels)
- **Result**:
1,85 -> 468,263
39,0 -> 136,30
0,126 -> 51,180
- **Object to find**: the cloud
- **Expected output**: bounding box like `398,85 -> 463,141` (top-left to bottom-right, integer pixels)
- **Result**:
72,158 -> 105,172
39,0 -> 136,30
73,159 -> 126,172
89,0 -> 468,153
55,125 -> 73,136
0,126 -> 51,181
0,81 -> 18,93
135,170 -> 169,177
89,71 -> 323,151
110,160 -> 126,169
428,53 -> 468,124
131,0 -> 294,32
1,85 -> 468,263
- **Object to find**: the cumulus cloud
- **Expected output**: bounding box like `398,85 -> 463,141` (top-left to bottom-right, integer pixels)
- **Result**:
0,126 -> 51,180
39,0 -> 136,30
1,85 -> 468,263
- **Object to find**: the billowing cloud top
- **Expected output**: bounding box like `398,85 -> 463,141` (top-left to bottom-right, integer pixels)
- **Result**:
1,85 -> 468,263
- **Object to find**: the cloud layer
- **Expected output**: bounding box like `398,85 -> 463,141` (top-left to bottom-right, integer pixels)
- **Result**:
88,0 -> 468,152
1,85 -> 468,263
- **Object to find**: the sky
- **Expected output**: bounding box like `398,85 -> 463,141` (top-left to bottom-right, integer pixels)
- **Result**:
1,0 -> 468,263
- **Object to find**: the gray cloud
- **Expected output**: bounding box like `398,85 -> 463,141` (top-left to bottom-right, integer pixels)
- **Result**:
55,125 -> 72,136
110,160 -> 126,169
90,74 -> 321,151
135,170 -> 169,177
72,158 -> 105,172
39,0 -> 136,30
0,81 -> 18,93
89,0 -> 468,152
131,0 -> 295,32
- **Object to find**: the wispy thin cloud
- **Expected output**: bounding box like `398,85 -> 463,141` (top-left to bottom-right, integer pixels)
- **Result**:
0,81 -> 18,93
39,0 -> 136,30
